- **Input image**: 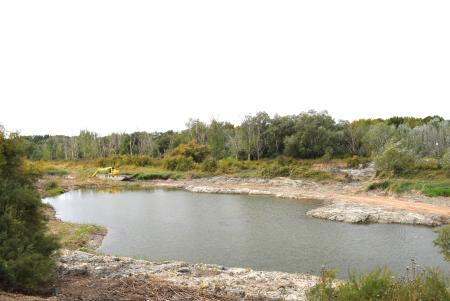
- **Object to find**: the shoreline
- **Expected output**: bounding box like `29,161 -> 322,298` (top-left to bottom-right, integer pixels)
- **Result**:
31,175 -> 450,301
51,175 -> 450,226
42,207 -> 319,300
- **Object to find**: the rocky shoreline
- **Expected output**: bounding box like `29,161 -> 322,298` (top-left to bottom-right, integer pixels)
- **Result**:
53,174 -> 450,226
59,250 -> 319,301
306,201 -> 446,226
150,176 -> 450,227
29,174 -> 449,301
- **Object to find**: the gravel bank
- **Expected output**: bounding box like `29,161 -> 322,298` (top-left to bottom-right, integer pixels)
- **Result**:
59,250 -> 319,301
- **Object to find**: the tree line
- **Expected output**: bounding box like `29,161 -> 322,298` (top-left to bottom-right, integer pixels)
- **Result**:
22,111 -> 449,161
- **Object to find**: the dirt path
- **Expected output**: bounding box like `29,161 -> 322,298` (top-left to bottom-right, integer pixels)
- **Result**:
333,194 -> 450,217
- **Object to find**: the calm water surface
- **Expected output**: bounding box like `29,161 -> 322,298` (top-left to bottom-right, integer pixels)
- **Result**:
45,189 -> 448,277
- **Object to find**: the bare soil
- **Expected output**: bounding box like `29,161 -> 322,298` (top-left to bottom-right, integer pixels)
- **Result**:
1,275 -> 262,301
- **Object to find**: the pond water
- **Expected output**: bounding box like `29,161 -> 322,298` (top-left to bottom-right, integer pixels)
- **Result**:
44,189 -> 448,277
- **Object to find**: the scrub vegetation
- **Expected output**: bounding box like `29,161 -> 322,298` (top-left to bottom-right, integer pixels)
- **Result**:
22,111 -> 450,196
1,112 -> 450,297
0,129 -> 59,291
307,266 -> 449,301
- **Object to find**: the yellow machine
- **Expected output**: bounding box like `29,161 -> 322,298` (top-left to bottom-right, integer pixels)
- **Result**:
90,167 -> 123,178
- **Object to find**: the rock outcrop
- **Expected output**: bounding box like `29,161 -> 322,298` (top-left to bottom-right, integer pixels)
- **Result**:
59,250 -> 319,301
306,201 -> 446,226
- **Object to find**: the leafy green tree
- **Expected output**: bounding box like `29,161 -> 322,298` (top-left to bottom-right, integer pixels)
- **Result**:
0,129 -> 59,290
207,120 -> 228,159
169,140 -> 210,163
361,123 -> 396,156
284,111 -> 337,159
78,130 -> 98,159
265,115 -> 296,157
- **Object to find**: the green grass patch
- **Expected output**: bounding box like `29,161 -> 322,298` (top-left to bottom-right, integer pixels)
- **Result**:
49,220 -> 106,250
422,183 -> 450,197
42,180 -> 65,197
135,171 -> 182,180
367,179 -> 450,197
307,267 -> 450,301
43,168 -> 69,176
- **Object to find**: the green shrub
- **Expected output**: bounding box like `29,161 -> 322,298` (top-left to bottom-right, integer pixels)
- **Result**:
135,172 -> 180,180
306,268 -> 336,301
441,149 -> 450,174
170,141 -> 210,163
186,171 -> 210,179
416,157 -> 440,170
43,168 -> 68,176
346,156 -> 371,168
307,267 -> 450,301
257,163 -> 291,178
97,155 -> 156,167
200,157 -> 218,173
276,155 -> 295,166
321,147 -> 334,161
367,180 -> 391,191
290,166 -> 334,182
0,131 -> 59,291
422,184 -> 450,197
434,224 -> 450,262
374,144 -> 416,177
163,155 -> 195,171
46,180 -> 58,190
368,179 -> 450,197
217,157 -> 247,174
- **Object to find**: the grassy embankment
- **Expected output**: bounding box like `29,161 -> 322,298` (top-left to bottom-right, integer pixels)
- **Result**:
43,204 -> 106,252
368,168 -> 450,197
34,155 -> 450,198
37,161 -> 107,252
32,156 -> 347,184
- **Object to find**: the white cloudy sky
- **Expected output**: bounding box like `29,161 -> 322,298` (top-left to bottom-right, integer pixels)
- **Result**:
1,1 -> 449,135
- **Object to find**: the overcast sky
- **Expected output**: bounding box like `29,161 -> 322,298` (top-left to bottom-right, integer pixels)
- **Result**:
1,1 -> 449,136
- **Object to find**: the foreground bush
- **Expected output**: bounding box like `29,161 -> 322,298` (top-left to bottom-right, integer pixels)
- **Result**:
434,224 -> 450,262
307,267 -> 449,301
0,131 -> 59,291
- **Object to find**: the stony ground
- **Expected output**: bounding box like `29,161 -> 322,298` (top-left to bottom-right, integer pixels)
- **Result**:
58,250 -> 318,301
1,250 -> 318,301
15,169 -> 448,300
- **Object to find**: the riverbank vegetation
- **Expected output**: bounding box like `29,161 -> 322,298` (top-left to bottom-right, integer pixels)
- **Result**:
0,130 -> 58,291
1,113 -> 450,298
307,266 -> 449,301
20,111 -> 450,196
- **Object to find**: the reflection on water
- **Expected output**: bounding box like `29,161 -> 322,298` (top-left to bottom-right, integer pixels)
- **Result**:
44,189 -> 448,277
